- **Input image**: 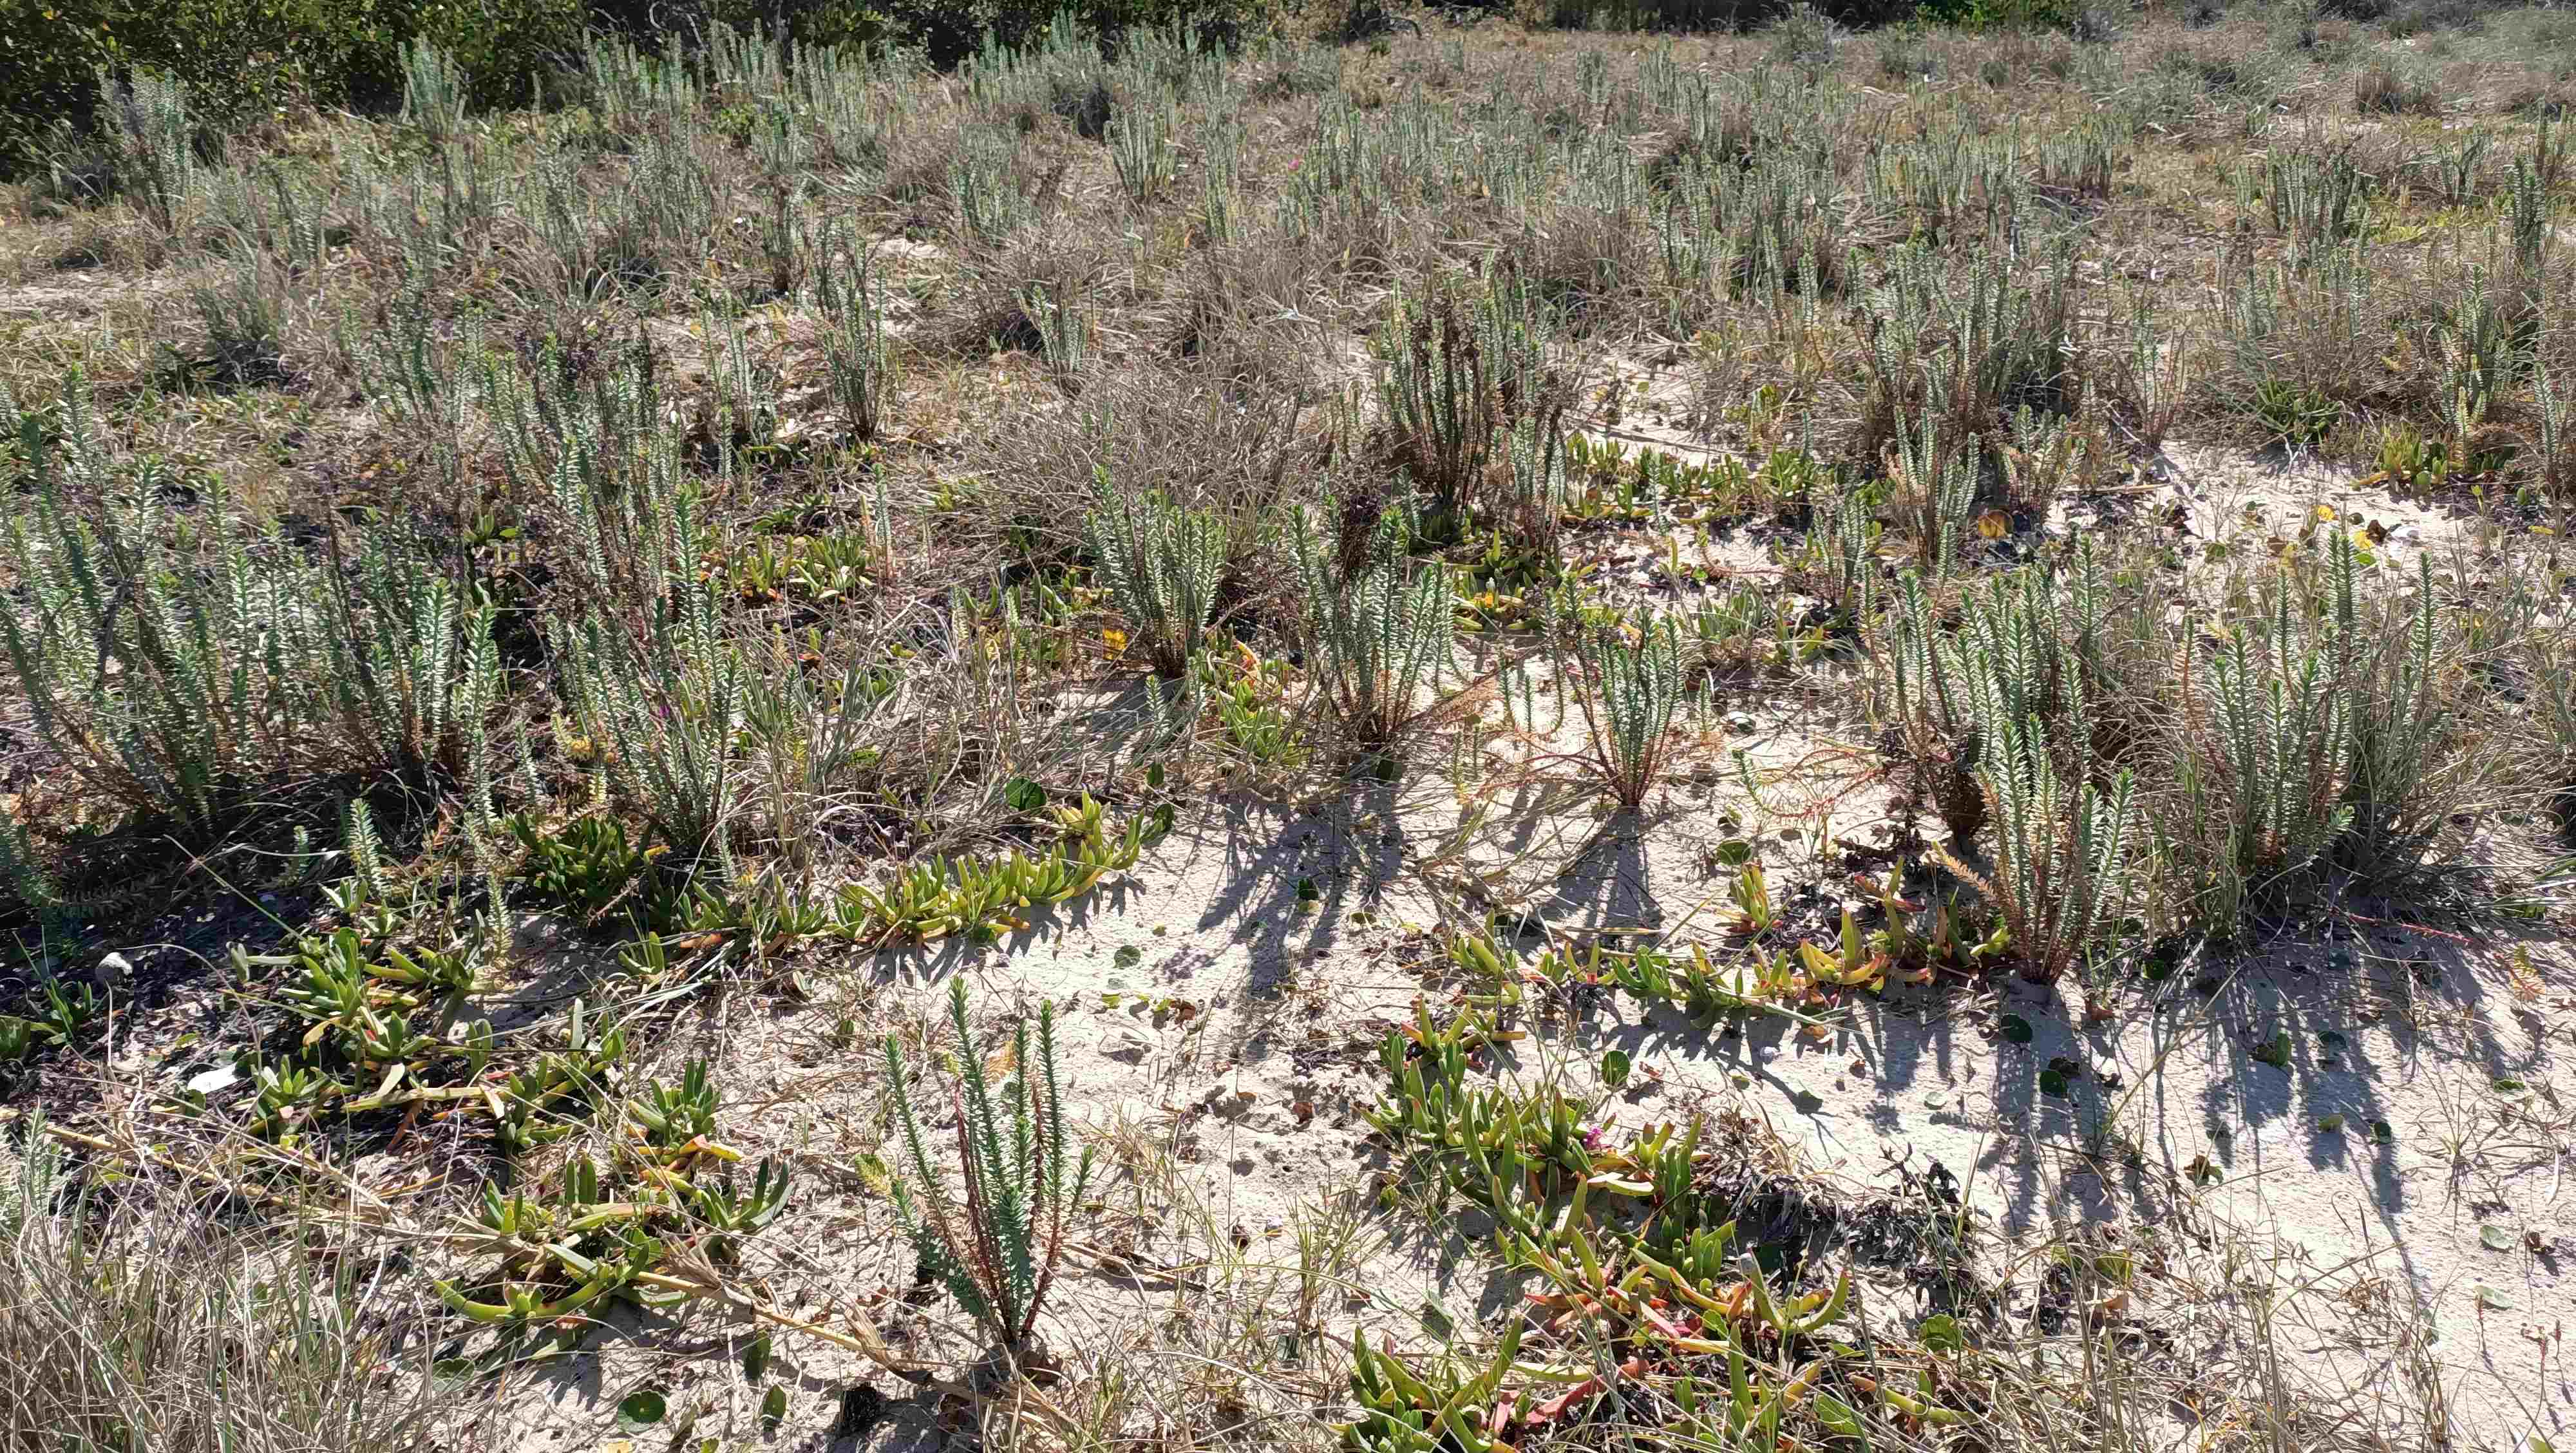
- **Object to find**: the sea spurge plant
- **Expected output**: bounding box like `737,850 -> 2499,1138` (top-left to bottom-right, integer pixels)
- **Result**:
2437,284 -> 2516,432
1882,557 -> 2103,841
2265,147 -> 2372,261
1886,410 -> 1979,577
1881,551 -> 2139,977
1108,95 -> 1178,203
1571,613 -> 1698,808
2533,358 -> 2576,509
1375,270 -> 1563,529
398,38 -> 469,140
2333,535 -> 2454,868
1502,413 -> 1570,554
2166,524 -> 2460,929
1087,479 -> 1225,676
2508,156 -> 2551,279
553,486 -> 741,860
883,980 -> 1095,1356
1295,504 -> 1455,747
3,377 -> 504,822
815,227 -> 898,442
320,538 -> 504,787
2195,579 -> 2351,883
1022,280 -> 1090,384
101,68 -> 196,231
1785,482 -> 1882,628
952,127 -> 1034,244
2,406 -> 291,822
1947,705 -> 2137,985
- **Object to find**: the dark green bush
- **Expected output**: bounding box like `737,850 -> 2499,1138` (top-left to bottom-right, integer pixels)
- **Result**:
904,0 -> 1266,66
0,0 -> 587,176
1554,0 -> 2074,31
3,0 -> 1269,178
1909,0 -> 2083,31
582,0 -> 892,52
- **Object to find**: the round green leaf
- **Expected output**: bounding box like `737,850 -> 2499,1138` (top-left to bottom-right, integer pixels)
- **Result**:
1003,777 -> 1047,813
618,1390 -> 668,1429
2000,1014 -> 2034,1045
2481,1225 -> 2517,1252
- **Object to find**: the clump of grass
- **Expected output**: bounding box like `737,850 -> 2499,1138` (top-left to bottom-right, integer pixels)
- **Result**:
182,245 -> 288,389
2360,62 -> 2432,115
2354,61 -> 2439,114
0,1122 -> 437,1450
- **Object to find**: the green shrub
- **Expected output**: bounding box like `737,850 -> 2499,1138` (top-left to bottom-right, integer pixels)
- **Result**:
902,0 -> 1264,68
1,0 -> 1274,177
583,0 -> 892,52
0,0 -> 586,178
1911,0 -> 2081,29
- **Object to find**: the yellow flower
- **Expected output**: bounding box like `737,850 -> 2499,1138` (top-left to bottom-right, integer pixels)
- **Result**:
1975,509 -> 2011,540
1103,628 -> 1129,656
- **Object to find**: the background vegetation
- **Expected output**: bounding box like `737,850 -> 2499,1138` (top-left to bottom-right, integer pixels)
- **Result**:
2,0 -> 2572,1445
